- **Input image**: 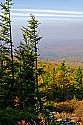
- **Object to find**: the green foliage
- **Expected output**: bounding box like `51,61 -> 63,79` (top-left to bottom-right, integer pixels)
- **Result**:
15,43 -> 36,107
72,95 -> 77,102
0,0 -> 42,110
0,0 -> 15,108
21,14 -> 42,52
74,67 -> 82,85
38,61 -> 83,103
0,107 -> 39,125
14,15 -> 42,109
0,0 -> 12,43
59,61 -> 67,72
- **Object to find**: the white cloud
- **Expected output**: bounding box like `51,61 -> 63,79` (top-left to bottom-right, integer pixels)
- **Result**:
10,9 -> 83,21
11,13 -> 83,20
11,12 -> 83,18
11,9 -> 83,15
11,13 -> 83,22
1,8 -> 83,21
38,18 -> 83,21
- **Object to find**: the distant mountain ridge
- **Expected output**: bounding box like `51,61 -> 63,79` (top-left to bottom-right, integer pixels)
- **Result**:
38,39 -> 83,62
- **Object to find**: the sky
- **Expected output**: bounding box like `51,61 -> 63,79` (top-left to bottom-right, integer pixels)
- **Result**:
1,0 -> 83,47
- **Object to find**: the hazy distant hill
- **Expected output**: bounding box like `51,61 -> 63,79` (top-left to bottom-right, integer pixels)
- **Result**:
38,39 -> 83,63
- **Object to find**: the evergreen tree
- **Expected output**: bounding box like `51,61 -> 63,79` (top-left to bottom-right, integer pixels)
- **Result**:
0,0 -> 14,108
0,0 -> 14,83
15,14 -> 42,110
74,67 -> 82,85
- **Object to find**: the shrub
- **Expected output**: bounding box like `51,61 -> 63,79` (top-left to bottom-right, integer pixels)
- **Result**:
0,107 -> 39,125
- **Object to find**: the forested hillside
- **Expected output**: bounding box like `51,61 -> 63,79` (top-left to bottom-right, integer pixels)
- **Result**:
38,60 -> 83,101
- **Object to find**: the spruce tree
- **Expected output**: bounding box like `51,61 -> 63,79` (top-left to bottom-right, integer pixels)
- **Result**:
0,0 -> 14,84
0,0 -> 14,108
15,14 -> 42,110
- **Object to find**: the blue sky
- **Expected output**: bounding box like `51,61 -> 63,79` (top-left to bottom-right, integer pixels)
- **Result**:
12,0 -> 83,11
1,0 -> 83,47
1,0 -> 83,23
11,0 -> 83,21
